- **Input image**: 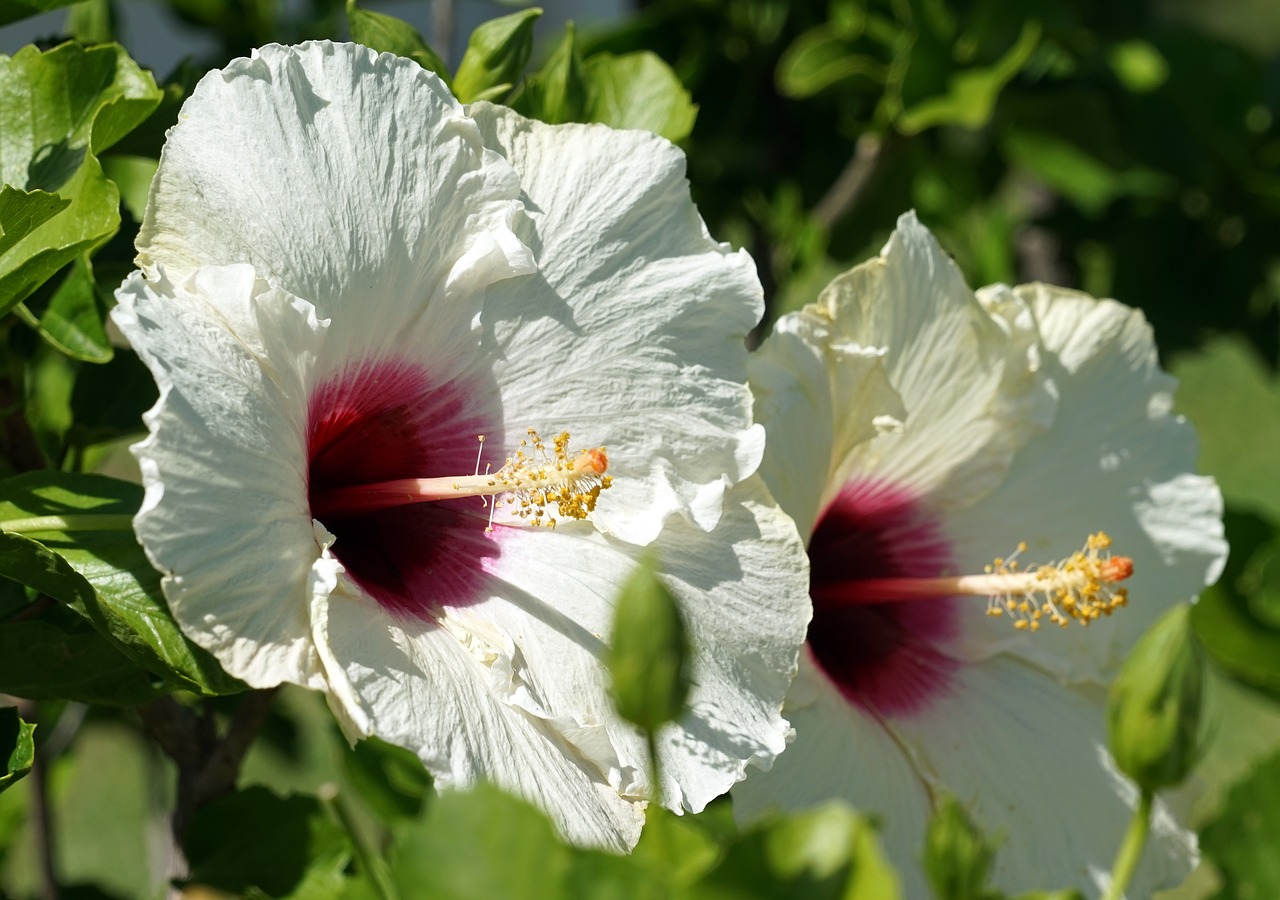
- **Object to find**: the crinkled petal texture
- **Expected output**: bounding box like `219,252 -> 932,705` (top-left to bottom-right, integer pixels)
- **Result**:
739,211 -> 1224,895
469,104 -> 767,545
117,41 -> 809,851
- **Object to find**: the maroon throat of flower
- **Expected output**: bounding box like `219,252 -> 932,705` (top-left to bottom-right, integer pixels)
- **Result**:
311,429 -> 612,530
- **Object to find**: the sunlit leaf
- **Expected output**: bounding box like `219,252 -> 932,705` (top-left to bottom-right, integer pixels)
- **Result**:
776,23 -> 885,98
346,0 -> 447,80
0,42 -> 161,313
513,22 -> 589,125
585,51 -> 698,142
0,707 -> 35,795
451,7 -> 541,103
17,255 -> 113,363
0,471 -> 244,695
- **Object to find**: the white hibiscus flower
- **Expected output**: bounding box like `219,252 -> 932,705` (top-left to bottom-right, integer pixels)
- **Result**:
734,212 -> 1226,897
112,41 -> 810,850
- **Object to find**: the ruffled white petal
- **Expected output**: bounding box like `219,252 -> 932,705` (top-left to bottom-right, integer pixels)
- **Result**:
732,654 -> 934,899
113,265 -> 329,691
314,475 -> 808,843
137,42 -> 534,384
750,307 -> 904,539
816,212 -> 1055,513
887,657 -> 1196,898
468,104 -> 766,545
944,285 -> 1226,683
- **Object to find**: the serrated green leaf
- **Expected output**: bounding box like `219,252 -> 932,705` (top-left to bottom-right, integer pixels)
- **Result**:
0,615 -> 164,704
0,0 -> 82,25
584,51 -> 698,142
346,0 -> 447,80
1199,750 -> 1280,899
0,706 -> 35,794
18,255 -> 112,363
897,21 -> 1040,134
514,22 -> 589,125
452,7 -> 542,103
0,471 -> 245,695
0,186 -> 71,256
0,42 -> 161,313
183,787 -> 351,897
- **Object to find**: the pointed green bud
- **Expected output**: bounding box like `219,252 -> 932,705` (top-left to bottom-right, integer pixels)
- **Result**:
451,8 -> 542,103
924,795 -> 995,900
607,555 -> 692,734
1108,603 -> 1205,792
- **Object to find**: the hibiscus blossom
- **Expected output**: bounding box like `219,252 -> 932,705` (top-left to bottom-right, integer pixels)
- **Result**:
734,212 -> 1225,896
112,41 -> 810,849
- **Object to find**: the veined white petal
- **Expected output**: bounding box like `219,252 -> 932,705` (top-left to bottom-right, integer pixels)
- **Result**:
945,286 -> 1226,683
113,265 -> 328,691
887,657 -> 1196,898
821,212 -> 1055,512
469,105 -> 766,545
138,42 -> 534,383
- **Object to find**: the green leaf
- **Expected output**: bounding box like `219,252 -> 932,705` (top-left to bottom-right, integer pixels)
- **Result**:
0,0 -> 82,25
924,796 -> 997,900
897,21 -> 1040,134
0,471 -> 245,695
0,614 -> 164,704
607,555 -> 692,735
0,42 -> 161,314
1199,750 -> 1280,899
691,801 -> 902,899
1001,130 -> 1172,217
0,186 -> 71,256
630,805 -> 722,888
776,23 -> 885,98
346,1 -> 447,80
183,787 -> 351,897
451,7 -> 542,103
1191,510 -> 1280,701
0,707 -> 35,794
17,255 -> 113,363
1172,337 -> 1280,522
68,347 -> 157,449
584,51 -> 698,142
386,781 -> 574,899
513,22 -> 589,125
340,736 -> 432,822
99,154 -> 156,223
1107,40 -> 1169,94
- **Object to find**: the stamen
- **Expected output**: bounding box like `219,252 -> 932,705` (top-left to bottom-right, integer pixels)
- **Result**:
310,429 -> 611,528
810,532 -> 1133,632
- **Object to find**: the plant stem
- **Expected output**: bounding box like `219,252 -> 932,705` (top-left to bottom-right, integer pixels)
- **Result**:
323,788 -> 399,900
1103,788 -> 1154,900
18,700 -> 59,900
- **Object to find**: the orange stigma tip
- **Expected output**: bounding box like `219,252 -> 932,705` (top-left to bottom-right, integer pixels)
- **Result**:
1101,556 -> 1135,582
575,448 -> 608,476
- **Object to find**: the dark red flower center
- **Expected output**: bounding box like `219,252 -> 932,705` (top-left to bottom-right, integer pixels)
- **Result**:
806,479 -> 961,717
306,359 -> 500,618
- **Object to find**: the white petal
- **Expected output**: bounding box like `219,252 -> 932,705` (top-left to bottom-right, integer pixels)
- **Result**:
751,305 -> 905,538
432,475 -> 810,819
888,657 -> 1196,898
469,104 -> 766,545
944,286 -> 1226,683
138,42 -> 534,383
732,653 -> 935,900
315,582 -> 646,850
821,212 -> 1055,511
112,266 -> 328,691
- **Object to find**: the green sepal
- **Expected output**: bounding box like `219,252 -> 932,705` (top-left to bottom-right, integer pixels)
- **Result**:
346,0 -> 448,80
451,7 -> 542,103
0,706 -> 36,794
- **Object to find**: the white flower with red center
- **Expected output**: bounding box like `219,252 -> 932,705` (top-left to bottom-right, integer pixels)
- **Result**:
112,41 -> 810,850
734,212 -> 1226,896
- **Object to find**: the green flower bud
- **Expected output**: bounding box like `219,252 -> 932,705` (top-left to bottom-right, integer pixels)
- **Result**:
607,556 -> 692,735
924,795 -> 995,900
1107,603 -> 1205,792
